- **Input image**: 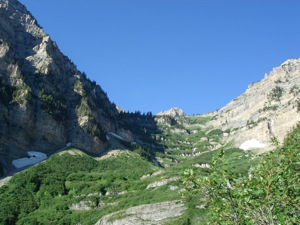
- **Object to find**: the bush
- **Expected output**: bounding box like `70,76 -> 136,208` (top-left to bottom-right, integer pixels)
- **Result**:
268,86 -> 284,102
76,97 -> 92,118
12,84 -> 32,104
207,129 -> 223,136
38,88 -> 67,121
182,124 -> 300,224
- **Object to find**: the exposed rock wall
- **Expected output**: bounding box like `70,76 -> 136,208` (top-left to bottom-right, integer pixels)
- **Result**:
208,59 -> 300,150
95,201 -> 186,225
157,107 -> 186,117
0,0 -> 133,174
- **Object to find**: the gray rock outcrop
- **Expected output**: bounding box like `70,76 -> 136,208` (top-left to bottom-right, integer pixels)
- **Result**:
0,0 -> 133,174
95,201 -> 186,225
157,107 -> 186,117
207,59 -> 300,150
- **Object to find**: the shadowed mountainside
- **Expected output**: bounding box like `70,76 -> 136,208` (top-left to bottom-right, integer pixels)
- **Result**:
0,0 -> 162,175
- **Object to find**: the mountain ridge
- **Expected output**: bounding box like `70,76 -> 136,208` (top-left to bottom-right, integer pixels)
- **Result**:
0,0 -> 138,174
156,107 -> 186,117
0,1 -> 300,224
205,58 -> 300,151
1,0 -> 300,174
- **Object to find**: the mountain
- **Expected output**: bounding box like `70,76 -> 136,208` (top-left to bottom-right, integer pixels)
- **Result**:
156,107 -> 186,117
0,0 -> 141,175
207,58 -> 300,151
0,0 -> 299,224
157,59 -> 300,153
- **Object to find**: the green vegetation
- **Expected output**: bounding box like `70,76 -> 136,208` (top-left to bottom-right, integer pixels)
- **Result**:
268,86 -> 284,102
75,97 -> 106,141
89,124 -> 105,140
118,111 -> 163,154
289,85 -> 300,96
37,64 -> 48,74
0,110 -> 299,224
38,88 -> 67,121
0,75 -> 33,106
0,150 -> 171,224
76,96 -> 93,118
185,116 -> 211,125
73,79 -> 86,96
155,115 -> 221,164
246,117 -> 267,129
295,98 -> 300,112
261,104 -> 279,112
207,128 -> 223,137
182,124 -> 300,224
12,83 -> 32,104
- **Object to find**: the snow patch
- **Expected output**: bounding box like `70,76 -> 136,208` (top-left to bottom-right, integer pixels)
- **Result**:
12,151 -> 47,168
240,139 -> 266,151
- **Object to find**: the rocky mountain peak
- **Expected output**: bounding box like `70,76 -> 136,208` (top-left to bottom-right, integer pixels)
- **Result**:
0,0 -> 136,174
207,58 -> 300,151
156,107 -> 186,117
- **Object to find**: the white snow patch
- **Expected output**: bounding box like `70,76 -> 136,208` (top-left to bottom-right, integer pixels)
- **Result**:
12,151 -> 47,168
240,139 -> 266,151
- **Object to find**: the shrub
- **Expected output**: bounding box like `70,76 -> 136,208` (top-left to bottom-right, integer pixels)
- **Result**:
207,129 -> 223,136
268,86 -> 284,102
182,124 -> 300,224
289,85 -> 300,96
262,104 -> 278,111
12,84 -> 32,104
38,88 -> 67,121
76,97 -> 92,118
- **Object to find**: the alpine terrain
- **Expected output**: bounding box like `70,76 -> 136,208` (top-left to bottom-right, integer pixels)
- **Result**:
0,0 -> 299,224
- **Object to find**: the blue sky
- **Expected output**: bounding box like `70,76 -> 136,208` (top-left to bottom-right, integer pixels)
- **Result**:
20,0 -> 300,115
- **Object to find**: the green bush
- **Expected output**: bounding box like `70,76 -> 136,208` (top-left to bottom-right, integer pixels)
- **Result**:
289,85 -> 300,96
38,88 -> 67,121
207,129 -> 223,136
0,152 -> 100,224
12,84 -> 32,104
76,97 -> 93,118
186,116 -> 211,125
262,104 -> 278,112
268,86 -> 284,102
182,124 -> 300,224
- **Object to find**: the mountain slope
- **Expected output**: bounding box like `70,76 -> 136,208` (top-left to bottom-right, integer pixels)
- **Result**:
157,107 -> 186,117
207,58 -> 300,151
0,0 -> 136,174
0,1 -> 299,224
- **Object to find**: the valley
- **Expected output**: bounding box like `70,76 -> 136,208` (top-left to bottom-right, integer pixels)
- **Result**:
0,113 -> 259,224
0,0 -> 299,224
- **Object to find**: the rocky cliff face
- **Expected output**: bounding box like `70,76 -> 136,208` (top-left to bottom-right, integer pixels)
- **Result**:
157,107 -> 186,117
207,59 -> 300,151
0,0 -> 133,174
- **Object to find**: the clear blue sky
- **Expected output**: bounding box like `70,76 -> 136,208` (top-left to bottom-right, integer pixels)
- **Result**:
20,0 -> 300,115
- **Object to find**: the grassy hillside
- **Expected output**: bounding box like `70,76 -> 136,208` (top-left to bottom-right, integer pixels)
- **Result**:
0,150 -> 159,224
182,124 -> 300,224
0,115 -> 298,224
0,147 -> 255,225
